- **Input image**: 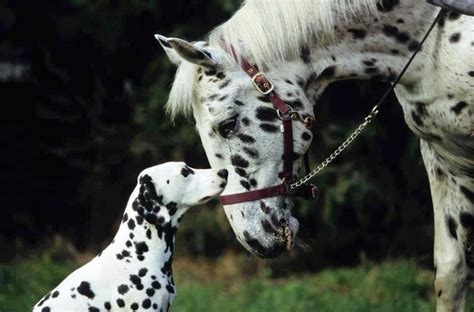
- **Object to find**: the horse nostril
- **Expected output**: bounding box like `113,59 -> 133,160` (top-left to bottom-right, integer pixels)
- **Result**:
217,169 -> 228,179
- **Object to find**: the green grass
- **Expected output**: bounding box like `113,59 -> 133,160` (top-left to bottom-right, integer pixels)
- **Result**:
2,257 -> 473,312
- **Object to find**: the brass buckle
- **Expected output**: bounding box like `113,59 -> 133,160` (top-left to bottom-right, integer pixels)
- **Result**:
251,72 -> 274,95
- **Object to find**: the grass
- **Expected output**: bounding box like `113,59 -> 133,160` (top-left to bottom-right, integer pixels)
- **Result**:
1,256 -> 473,312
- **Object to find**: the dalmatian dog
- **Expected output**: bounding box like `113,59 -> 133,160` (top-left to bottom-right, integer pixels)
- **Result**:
32,162 -> 228,312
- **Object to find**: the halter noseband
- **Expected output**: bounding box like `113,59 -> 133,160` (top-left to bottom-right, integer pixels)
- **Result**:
219,53 -> 318,205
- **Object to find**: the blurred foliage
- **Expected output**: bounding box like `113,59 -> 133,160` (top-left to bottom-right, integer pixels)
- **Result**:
2,0 -> 432,273
6,255 -> 474,312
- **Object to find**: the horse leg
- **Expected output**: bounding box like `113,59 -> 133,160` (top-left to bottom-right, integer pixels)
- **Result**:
421,140 -> 474,312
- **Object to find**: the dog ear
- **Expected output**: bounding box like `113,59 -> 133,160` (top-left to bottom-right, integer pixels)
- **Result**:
155,34 -> 216,68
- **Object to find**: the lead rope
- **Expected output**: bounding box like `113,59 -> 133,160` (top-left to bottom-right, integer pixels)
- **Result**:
289,8 -> 447,192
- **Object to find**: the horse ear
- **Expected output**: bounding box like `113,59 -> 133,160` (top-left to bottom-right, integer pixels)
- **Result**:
155,34 -> 183,66
155,34 -> 216,68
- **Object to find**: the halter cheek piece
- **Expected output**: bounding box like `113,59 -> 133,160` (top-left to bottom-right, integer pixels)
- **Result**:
219,53 -> 318,205
219,8 -> 446,206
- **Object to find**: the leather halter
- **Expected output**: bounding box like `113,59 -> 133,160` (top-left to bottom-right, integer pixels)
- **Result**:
219,54 -> 317,205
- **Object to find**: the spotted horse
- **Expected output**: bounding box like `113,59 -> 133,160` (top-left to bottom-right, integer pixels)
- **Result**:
32,162 -> 228,312
156,0 -> 473,310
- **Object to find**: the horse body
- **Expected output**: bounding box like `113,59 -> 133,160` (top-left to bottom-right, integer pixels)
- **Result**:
158,0 -> 473,310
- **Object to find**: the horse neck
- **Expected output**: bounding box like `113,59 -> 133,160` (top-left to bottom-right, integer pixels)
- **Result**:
300,2 -> 439,100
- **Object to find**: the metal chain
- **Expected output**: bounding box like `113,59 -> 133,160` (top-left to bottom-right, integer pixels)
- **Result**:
288,8 -> 446,193
289,105 -> 379,191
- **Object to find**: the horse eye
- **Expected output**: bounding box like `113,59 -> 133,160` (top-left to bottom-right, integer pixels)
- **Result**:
218,116 -> 238,138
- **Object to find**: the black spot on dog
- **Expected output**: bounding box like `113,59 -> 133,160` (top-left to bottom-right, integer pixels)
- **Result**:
89,307 -> 100,312
447,216 -> 458,240
451,101 -> 467,115
117,284 -> 129,295
152,281 -> 161,289
142,299 -> 152,309
181,166 -> 195,177
134,241 -> 149,255
52,290 -> 59,298
256,107 -> 278,122
166,202 -> 177,216
77,281 -> 95,299
166,285 -> 175,293
41,308 -> 50,312
231,155 -> 249,168
116,298 -> 125,308
131,302 -> 139,310
260,123 -> 279,133
146,288 -> 155,297
461,186 -> 474,204
449,32 -> 461,43
104,301 -> 112,310
348,28 -> 367,40
138,268 -> 148,277
468,71 -> 474,77
128,219 -> 136,230
122,213 -> 129,223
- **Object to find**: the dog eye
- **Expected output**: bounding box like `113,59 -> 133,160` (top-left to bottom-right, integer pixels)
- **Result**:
218,116 -> 238,138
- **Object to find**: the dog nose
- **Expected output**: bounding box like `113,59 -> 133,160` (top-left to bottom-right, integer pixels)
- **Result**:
217,169 -> 228,179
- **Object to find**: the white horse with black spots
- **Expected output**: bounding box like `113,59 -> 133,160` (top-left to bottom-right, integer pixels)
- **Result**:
32,162 -> 228,312
156,0 -> 473,311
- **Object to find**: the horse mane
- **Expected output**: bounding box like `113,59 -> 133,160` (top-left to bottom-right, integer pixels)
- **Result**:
167,0 -> 380,119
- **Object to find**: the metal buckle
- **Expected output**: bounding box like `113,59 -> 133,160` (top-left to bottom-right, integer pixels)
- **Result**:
277,105 -> 295,121
251,72 -> 274,95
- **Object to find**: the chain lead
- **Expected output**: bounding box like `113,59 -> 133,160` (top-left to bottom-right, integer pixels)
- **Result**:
288,104 -> 378,192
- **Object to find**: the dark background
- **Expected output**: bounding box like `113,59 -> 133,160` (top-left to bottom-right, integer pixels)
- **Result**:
1,0 -> 433,272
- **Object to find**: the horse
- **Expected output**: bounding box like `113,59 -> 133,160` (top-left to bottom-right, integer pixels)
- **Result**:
156,1 -> 473,310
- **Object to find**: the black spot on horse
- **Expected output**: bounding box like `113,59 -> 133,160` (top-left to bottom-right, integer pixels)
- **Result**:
235,168 -> 247,177
377,0 -> 399,12
243,231 -> 285,258
451,101 -> 467,115
447,216 -> 458,240
449,32 -> 461,43
215,153 -> 224,159
243,147 -> 259,159
237,134 -> 256,144
287,100 -> 303,109
408,40 -> 420,51
231,155 -> 249,168
460,213 -> 474,268
383,24 -> 399,37
460,186 -> 474,204
348,28 -> 367,40
300,45 -> 311,63
242,117 -> 250,126
260,201 -> 271,214
256,107 -> 278,122
241,180 -> 251,190
396,32 -> 410,43
261,219 -> 277,234
448,12 -> 461,20
234,100 -> 245,106
411,111 -> 424,127
77,281 -> 95,299
260,123 -> 279,133
302,132 -> 312,141
319,66 -> 336,79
